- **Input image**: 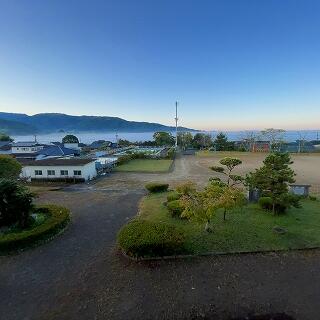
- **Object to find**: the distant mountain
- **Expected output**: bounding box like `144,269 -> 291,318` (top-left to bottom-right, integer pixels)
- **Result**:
0,118 -> 37,135
0,112 -> 195,135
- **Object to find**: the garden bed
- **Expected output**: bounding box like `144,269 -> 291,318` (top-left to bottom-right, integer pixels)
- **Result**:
116,159 -> 173,173
118,192 -> 320,258
0,205 -> 70,254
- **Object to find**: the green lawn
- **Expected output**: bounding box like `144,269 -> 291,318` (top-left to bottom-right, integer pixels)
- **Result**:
138,192 -> 320,254
116,159 -> 173,173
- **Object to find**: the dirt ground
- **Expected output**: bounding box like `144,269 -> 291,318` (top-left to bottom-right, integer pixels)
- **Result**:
1,154 -> 320,320
94,152 -> 320,192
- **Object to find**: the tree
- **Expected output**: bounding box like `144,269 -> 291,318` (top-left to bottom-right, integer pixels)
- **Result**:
0,133 -> 13,142
118,139 -> 132,147
181,180 -> 245,228
0,179 -> 34,228
181,182 -> 222,231
62,134 -> 79,144
153,132 -> 175,146
240,131 -> 259,152
210,157 -> 243,186
192,133 -> 213,149
213,132 -> 234,151
215,185 -> 245,221
260,128 -> 286,152
0,155 -> 22,179
177,132 -> 193,150
246,152 -> 297,214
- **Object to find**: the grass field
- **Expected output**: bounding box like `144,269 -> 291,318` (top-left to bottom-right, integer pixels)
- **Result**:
138,192 -> 320,255
116,159 -> 173,173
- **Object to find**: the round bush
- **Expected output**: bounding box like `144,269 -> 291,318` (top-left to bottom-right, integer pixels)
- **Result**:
258,196 -> 289,214
258,197 -> 273,210
167,191 -> 181,202
117,219 -> 186,258
0,204 -> 70,253
145,182 -> 169,193
167,200 -> 184,218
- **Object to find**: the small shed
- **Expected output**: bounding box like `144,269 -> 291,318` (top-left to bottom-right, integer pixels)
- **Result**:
289,184 -> 311,197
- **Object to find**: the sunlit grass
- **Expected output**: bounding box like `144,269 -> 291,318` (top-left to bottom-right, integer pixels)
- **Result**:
116,159 -> 173,173
138,192 -> 320,254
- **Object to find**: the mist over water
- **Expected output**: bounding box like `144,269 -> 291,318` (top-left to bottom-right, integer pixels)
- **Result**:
12,130 -> 320,145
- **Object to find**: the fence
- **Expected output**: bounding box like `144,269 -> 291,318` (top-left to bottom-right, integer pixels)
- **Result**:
310,185 -> 320,196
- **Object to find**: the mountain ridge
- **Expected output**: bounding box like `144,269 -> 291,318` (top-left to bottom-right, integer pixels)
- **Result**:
0,112 -> 195,135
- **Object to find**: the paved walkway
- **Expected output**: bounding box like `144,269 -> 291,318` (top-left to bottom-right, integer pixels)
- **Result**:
1,156 -> 320,319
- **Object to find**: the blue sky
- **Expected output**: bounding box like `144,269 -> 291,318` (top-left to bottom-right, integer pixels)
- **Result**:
0,0 -> 320,130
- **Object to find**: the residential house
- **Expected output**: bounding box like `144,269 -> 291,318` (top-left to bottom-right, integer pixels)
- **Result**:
11,141 -> 47,160
36,145 -> 80,160
251,141 -> 270,152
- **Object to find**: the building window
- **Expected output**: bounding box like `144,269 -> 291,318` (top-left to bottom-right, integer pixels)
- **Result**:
47,170 -> 55,176
73,170 -> 82,176
60,170 -> 68,176
35,170 -> 42,176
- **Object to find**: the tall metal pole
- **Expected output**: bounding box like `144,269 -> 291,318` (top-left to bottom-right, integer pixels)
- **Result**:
175,101 -> 178,148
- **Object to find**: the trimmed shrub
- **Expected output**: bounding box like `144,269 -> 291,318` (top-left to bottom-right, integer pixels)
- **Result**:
117,219 -> 186,258
167,191 -> 181,202
258,194 -> 301,214
145,182 -> 169,193
167,200 -> 184,218
258,197 -> 273,210
309,195 -> 317,201
0,205 -> 70,253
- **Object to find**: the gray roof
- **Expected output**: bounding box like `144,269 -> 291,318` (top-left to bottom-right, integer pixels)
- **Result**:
0,141 -> 11,150
23,158 -> 95,166
37,145 -> 80,157
12,141 -> 40,147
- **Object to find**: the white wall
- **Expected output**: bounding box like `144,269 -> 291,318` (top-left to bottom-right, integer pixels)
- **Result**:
21,161 -> 97,181
12,146 -> 44,153
64,143 -> 80,150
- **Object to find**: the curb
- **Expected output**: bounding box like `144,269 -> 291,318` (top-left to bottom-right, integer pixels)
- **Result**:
119,246 -> 320,262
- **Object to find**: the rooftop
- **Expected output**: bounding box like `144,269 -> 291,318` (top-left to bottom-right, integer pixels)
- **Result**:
23,158 -> 95,166
37,145 -> 80,157
12,141 -> 42,147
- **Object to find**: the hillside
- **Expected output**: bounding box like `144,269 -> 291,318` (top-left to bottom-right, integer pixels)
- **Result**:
0,118 -> 37,135
0,112 -> 194,134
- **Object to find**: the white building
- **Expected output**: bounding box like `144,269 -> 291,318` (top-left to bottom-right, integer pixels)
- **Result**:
21,158 -> 97,182
11,142 -> 45,154
64,142 -> 80,150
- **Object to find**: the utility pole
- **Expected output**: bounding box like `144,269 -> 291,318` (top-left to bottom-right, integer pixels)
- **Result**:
175,101 -> 178,148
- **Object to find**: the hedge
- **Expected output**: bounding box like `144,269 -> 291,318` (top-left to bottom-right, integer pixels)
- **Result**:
117,219 -> 186,258
0,204 -> 70,253
145,182 -> 169,193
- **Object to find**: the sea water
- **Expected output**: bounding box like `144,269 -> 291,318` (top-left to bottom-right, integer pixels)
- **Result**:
12,130 -> 320,145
